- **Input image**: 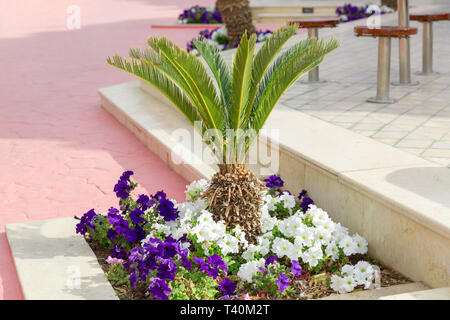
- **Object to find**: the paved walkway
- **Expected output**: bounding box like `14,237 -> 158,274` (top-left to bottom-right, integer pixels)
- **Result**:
0,0 -> 215,300
279,1 -> 450,168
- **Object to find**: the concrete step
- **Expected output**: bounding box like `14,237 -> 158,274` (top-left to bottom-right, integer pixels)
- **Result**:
379,287 -> 450,300
319,282 -> 429,300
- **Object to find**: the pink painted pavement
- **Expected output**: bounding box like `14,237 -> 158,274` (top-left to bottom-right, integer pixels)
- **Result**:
0,0 -> 285,299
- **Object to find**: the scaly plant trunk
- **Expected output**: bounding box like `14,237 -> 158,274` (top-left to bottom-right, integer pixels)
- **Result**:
381,0 -> 397,10
216,0 -> 257,47
202,164 -> 265,244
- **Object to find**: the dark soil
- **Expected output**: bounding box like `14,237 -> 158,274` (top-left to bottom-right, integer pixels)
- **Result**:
86,237 -> 412,300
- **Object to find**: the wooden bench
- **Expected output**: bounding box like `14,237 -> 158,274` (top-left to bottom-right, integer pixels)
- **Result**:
354,26 -> 417,104
289,18 -> 340,83
410,13 -> 450,75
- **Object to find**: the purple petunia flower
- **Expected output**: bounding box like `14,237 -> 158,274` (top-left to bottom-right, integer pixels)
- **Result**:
110,245 -> 127,260
276,273 -> 290,292
125,225 -> 146,243
75,209 -> 98,235
219,278 -> 236,296
298,189 -> 307,200
148,277 -> 171,300
300,197 -> 314,212
157,258 -> 178,281
157,197 -> 179,222
194,254 -> 228,279
265,255 -> 278,267
264,175 -> 284,188
129,207 -> 145,226
291,260 -> 302,277
136,194 -> 150,211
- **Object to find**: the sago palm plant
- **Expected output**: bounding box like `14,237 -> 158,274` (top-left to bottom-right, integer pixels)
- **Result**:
107,25 -> 339,243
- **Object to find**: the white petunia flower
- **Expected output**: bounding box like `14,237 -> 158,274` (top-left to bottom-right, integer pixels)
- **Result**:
197,210 -> 214,225
272,237 -> 295,259
279,192 -> 296,210
341,264 -> 355,277
325,241 -> 340,261
330,275 -> 347,294
242,244 -> 260,261
234,226 -> 249,249
237,258 -> 265,283
302,244 -> 323,267
294,226 -> 315,248
353,261 -> 374,288
339,235 -> 358,256
185,179 -> 209,201
260,206 -> 278,233
352,233 -> 368,254
217,234 -> 240,255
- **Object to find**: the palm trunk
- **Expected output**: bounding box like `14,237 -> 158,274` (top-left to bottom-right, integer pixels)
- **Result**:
203,163 -> 264,244
216,0 -> 257,47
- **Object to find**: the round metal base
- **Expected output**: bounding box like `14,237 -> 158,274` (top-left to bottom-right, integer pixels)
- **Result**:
391,80 -> 420,86
415,71 -> 439,76
367,97 -> 396,104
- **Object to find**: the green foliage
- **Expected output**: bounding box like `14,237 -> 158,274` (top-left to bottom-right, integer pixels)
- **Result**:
107,25 -> 339,164
106,264 -> 130,287
89,216 -> 112,247
169,268 -> 219,300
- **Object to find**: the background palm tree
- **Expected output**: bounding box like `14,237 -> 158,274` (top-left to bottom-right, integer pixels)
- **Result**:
216,0 -> 256,47
107,25 -> 339,243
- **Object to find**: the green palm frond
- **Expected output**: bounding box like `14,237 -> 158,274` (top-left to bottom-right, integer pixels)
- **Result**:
245,25 -> 298,123
250,37 -> 340,133
193,38 -> 232,122
106,55 -> 204,132
107,29 -> 339,165
149,37 -> 226,137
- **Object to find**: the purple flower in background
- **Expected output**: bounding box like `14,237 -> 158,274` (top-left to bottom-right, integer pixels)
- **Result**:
291,260 -> 302,276
149,277 -> 171,300
276,273 -> 290,292
75,209 -> 98,235
264,175 -> 284,188
179,5 -> 222,24
265,255 -> 278,267
219,278 -> 236,296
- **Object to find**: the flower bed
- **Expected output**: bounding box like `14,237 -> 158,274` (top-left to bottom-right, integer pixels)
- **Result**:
187,27 -> 273,53
178,5 -> 222,25
336,3 -> 394,22
76,171 -> 410,300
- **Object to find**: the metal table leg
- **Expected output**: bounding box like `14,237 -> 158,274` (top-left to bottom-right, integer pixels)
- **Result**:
368,37 -> 396,104
307,28 -> 320,82
392,0 -> 419,86
417,21 -> 438,75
